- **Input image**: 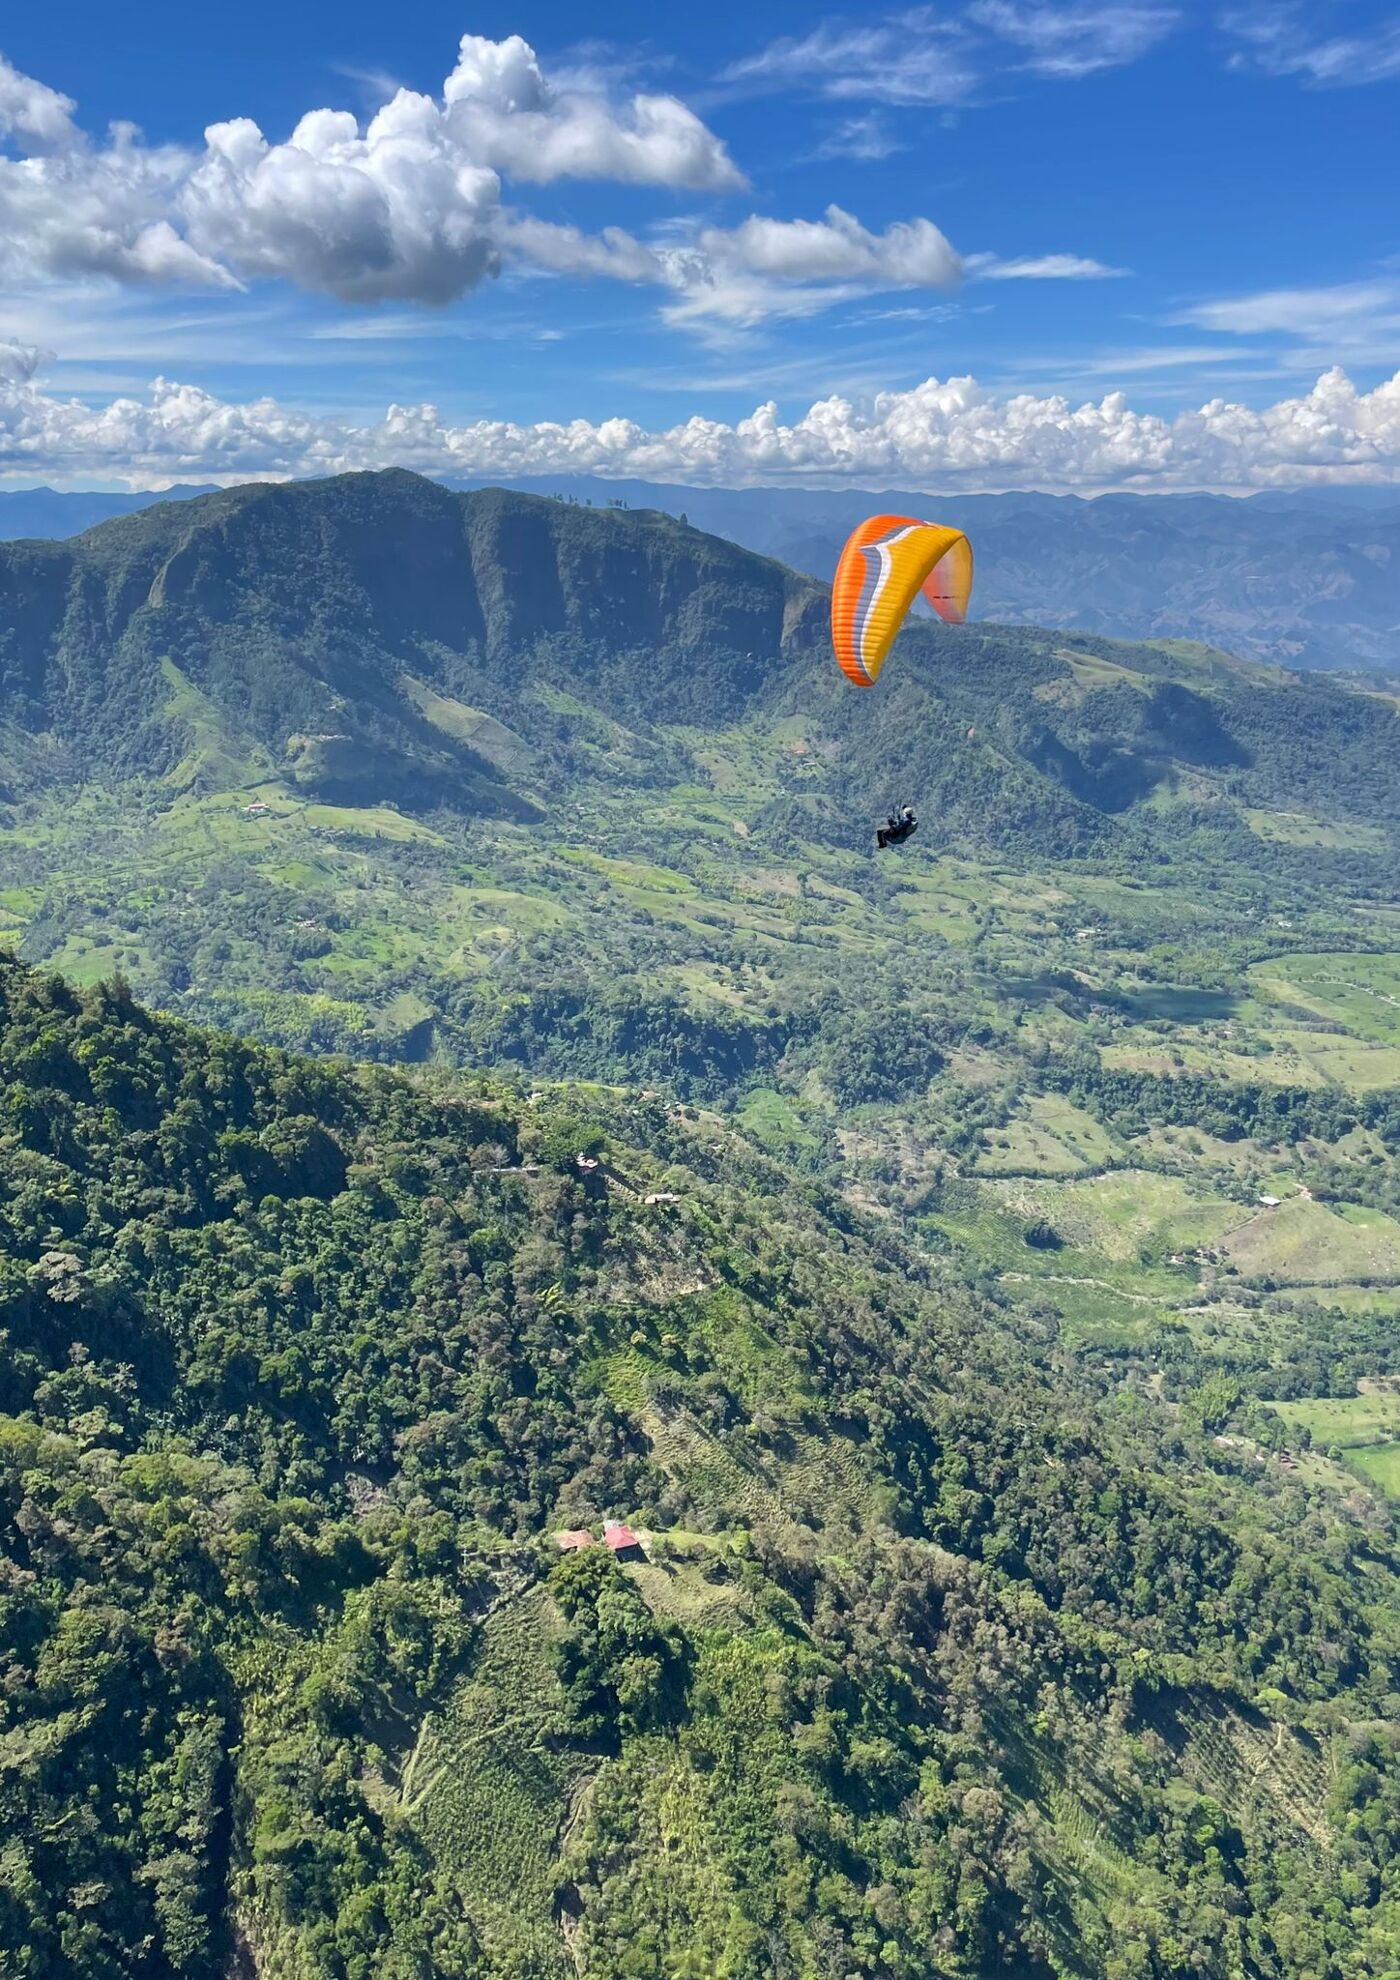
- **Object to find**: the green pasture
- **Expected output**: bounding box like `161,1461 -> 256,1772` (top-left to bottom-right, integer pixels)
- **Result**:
1250,951 -> 1400,1047
1221,1197 -> 1400,1285
986,1169 -> 1249,1265
1352,1445 -> 1400,1495
1243,808 -> 1389,852
1268,1283 -> 1400,1316
972,1094 -> 1124,1177
1269,1387 -> 1400,1498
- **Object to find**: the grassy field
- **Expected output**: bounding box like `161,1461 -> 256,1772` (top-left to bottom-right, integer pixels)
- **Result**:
972,1094 -> 1125,1177
986,1169 -> 1249,1265
1352,1444 -> 1400,1495
1250,952 -> 1400,1046
1243,808 -> 1390,853
1269,1387 -> 1400,1498
1269,1283 -> 1400,1315
1221,1198 -> 1400,1285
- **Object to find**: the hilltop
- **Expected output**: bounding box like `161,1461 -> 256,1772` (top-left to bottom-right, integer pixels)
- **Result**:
2,956 -> 1398,1978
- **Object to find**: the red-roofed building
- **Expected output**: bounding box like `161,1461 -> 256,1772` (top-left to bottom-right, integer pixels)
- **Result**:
555,1529 -> 594,1551
603,1520 -> 643,1559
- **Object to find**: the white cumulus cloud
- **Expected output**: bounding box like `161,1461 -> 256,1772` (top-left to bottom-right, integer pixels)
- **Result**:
0,119 -> 237,290
0,339 -> 44,382
0,40 -> 1121,327
4,362 -> 1399,492
180,101 -> 504,305
0,53 -> 78,152
0,36 -> 747,309
442,33 -> 743,188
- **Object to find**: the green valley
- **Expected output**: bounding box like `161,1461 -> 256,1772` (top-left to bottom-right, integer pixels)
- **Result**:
3,475 -> 1400,1977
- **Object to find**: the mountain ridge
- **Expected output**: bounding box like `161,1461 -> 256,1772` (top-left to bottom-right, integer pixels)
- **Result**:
3,469 -> 1399,865
6,471 -> 1398,673
0,472 -> 824,813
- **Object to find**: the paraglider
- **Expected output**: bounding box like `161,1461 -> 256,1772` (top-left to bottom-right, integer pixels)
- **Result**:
829,513 -> 973,848
877,805 -> 918,851
831,515 -> 973,689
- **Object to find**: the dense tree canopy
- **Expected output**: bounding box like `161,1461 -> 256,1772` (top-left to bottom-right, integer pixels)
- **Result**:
0,957 -> 1397,1977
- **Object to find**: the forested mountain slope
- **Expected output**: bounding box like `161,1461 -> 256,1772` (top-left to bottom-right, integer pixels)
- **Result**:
3,470 -> 1399,854
0,472 -> 817,812
1,958 -> 1398,1979
9,476 -> 1400,674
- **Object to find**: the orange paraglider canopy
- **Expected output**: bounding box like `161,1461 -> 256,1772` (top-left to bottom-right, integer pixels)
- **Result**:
831,515 -> 973,688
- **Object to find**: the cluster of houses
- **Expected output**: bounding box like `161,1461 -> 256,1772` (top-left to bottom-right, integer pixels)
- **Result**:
554,1519 -> 645,1561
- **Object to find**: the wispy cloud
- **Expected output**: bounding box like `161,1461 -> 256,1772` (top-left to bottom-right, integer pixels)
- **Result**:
722,1 -> 1179,107
810,112 -> 908,161
967,1 -> 1180,77
1177,279 -> 1400,337
306,311 -> 569,345
969,251 -> 1130,278
329,62 -> 409,109
1221,4 -> 1400,85
721,16 -> 980,106
1070,343 -> 1265,372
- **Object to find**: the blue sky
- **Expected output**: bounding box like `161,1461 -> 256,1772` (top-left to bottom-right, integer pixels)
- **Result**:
0,2 -> 1398,488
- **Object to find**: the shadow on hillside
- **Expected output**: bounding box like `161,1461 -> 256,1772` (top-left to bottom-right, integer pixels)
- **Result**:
1110,986 -> 1240,1024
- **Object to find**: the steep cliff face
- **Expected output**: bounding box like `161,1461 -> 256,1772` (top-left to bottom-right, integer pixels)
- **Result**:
0,472 -> 823,806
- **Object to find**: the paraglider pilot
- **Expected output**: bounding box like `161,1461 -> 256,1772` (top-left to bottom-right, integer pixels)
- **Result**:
877,804 -> 917,850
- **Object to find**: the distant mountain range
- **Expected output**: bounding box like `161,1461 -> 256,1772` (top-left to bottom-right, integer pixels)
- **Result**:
0,484 -> 219,539
4,474 -> 1397,672
3,470 -> 1399,878
449,477 -> 1400,675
